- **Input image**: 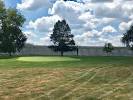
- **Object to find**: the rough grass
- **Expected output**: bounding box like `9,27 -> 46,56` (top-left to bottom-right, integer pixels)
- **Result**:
0,56 -> 133,100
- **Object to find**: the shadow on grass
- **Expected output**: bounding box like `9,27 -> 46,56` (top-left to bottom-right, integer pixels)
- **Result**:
0,55 -> 18,59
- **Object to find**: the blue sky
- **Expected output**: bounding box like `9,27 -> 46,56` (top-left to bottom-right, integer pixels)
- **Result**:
4,0 -> 20,8
4,0 -> 48,21
3,0 -> 133,46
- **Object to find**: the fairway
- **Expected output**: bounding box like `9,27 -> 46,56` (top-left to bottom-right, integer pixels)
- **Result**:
0,56 -> 133,100
17,56 -> 80,62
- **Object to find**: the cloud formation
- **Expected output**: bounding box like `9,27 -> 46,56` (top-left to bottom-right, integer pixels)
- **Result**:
17,0 -> 52,10
17,0 -> 133,46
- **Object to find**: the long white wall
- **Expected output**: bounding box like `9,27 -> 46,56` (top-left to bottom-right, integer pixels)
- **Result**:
17,45 -> 133,56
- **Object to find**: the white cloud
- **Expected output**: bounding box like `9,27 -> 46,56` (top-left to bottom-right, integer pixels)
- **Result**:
24,31 -> 35,37
49,1 -> 85,24
24,31 -> 37,44
91,0 -> 113,3
95,3 -> 124,18
27,15 -> 61,32
102,25 -> 117,33
22,0 -> 133,46
84,0 -> 133,20
119,20 -> 133,32
17,0 -> 52,10
39,37 -> 52,45
74,27 -> 119,46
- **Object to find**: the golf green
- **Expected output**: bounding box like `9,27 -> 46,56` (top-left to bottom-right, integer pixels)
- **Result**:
17,56 -> 80,62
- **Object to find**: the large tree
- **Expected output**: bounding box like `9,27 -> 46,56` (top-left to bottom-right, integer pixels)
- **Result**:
49,20 -> 76,56
122,25 -> 133,50
0,1 -> 27,56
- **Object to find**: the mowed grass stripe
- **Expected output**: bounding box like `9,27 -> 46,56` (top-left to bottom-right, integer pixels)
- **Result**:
41,67 -> 101,100
58,67 -> 105,100
35,68 -> 97,100
98,69 -> 133,99
58,66 -> 116,99
77,67 -> 133,100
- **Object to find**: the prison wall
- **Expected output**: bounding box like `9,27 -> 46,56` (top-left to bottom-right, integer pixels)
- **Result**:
16,45 -> 133,56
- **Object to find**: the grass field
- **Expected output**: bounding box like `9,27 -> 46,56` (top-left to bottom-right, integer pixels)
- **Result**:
0,56 -> 133,100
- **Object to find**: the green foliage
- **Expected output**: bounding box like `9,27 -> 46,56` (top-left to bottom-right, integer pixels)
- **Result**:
122,25 -> 133,50
103,43 -> 114,54
0,1 -> 27,55
49,20 -> 76,56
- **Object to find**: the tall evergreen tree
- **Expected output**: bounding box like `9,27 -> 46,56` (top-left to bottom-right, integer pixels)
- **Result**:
122,25 -> 133,50
49,20 -> 76,56
0,1 -> 27,56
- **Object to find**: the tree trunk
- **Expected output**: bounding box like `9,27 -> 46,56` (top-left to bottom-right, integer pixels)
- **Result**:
77,47 -> 79,56
61,51 -> 63,56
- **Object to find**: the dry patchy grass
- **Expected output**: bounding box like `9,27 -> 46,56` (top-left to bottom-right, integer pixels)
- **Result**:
0,67 -> 133,100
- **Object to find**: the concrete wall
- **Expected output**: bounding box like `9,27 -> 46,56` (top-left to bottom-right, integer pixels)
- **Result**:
16,45 -> 133,56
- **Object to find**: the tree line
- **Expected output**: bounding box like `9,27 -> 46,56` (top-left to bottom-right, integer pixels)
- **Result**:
0,1 -> 27,56
50,20 -> 133,56
0,1 -> 133,56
